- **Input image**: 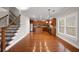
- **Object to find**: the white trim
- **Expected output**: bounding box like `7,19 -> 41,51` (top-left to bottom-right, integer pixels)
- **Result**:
57,34 -> 79,49
76,12 -> 78,42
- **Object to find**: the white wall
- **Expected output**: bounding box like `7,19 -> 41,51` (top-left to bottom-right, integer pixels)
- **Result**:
13,15 -> 30,41
77,11 -> 79,42
56,7 -> 79,49
5,14 -> 30,51
0,7 -> 9,27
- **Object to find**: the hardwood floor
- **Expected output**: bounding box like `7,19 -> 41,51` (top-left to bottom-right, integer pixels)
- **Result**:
7,32 -> 79,52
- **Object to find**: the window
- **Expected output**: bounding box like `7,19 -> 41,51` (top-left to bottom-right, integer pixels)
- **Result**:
58,12 -> 77,37
66,13 -> 77,36
59,17 -> 65,33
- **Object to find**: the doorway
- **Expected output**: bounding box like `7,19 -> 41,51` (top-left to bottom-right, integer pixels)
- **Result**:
30,18 -> 56,36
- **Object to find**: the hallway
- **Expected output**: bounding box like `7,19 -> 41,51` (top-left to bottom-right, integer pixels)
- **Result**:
7,32 -> 79,52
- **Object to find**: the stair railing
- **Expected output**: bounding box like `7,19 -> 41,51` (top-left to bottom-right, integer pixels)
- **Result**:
0,15 -> 20,52
9,11 -> 16,18
9,11 -> 20,27
6,15 -> 20,28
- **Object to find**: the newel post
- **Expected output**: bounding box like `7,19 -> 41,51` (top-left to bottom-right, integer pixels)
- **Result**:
1,27 -> 6,52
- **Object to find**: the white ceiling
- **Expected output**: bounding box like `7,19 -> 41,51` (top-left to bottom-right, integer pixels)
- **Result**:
21,7 -> 65,20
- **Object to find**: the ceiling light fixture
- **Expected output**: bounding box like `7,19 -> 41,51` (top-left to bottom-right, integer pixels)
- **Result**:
48,8 -> 51,19
52,10 -> 55,12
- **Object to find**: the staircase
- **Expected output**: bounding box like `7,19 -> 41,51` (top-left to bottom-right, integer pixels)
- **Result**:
0,7 -> 20,52
0,25 -> 19,51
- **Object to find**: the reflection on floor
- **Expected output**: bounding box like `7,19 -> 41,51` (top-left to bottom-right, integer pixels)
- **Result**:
7,32 -> 79,52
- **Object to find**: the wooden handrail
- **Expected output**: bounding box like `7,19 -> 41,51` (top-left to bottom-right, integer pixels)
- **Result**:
0,15 -> 8,20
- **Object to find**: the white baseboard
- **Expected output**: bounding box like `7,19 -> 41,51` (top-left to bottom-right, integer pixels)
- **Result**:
57,34 -> 79,49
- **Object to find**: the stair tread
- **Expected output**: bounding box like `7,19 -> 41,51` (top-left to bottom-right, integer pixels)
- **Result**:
6,28 -> 18,30
0,33 -> 14,35
0,30 -> 17,33
5,30 -> 18,32
8,25 -> 19,28
0,33 -> 14,37
0,37 -> 12,39
6,30 -> 17,31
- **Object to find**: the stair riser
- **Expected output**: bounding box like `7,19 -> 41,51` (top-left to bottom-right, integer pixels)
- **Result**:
0,39 -> 12,41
